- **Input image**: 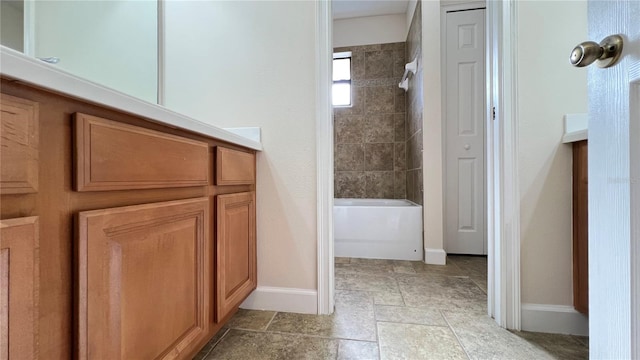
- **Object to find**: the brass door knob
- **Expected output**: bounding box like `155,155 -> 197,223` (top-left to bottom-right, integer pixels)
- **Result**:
570,35 -> 623,68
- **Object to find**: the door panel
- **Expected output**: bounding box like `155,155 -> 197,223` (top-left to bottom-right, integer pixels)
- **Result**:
457,62 -> 478,136
587,0 -> 640,357
0,216 -> 39,360
445,8 -> 486,254
215,192 -> 256,322
458,158 -> 478,231
0,94 -> 39,194
77,198 -> 209,360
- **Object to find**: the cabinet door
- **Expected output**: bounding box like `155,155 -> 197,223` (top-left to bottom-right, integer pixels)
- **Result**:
216,192 -> 256,321
572,141 -> 588,314
0,94 -> 39,194
0,216 -> 39,360
77,198 -> 209,360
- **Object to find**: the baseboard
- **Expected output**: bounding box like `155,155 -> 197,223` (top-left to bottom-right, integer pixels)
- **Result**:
424,247 -> 447,265
240,286 -> 318,314
521,303 -> 588,336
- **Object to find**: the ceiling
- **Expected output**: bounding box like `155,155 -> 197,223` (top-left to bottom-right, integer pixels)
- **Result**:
332,0 -> 410,20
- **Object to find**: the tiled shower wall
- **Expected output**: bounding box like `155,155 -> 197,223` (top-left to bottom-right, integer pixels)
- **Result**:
334,42 -> 406,199
405,1 -> 423,205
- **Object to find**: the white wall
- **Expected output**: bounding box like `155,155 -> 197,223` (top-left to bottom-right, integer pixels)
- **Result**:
333,14 -> 406,47
1,1 -> 23,52
406,0 -> 418,35
421,1 -> 445,263
517,1 -> 588,306
34,1 -> 157,103
164,1 -> 318,309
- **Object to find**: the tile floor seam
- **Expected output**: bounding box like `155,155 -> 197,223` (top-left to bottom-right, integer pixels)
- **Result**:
397,284 -> 407,307
263,311 -> 278,331
374,319 -> 449,328
469,278 -> 487,295
372,293 -> 380,344
240,326 -> 378,343
440,309 -> 473,360
201,328 -> 230,359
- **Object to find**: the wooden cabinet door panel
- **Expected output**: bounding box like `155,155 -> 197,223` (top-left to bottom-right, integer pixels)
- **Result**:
74,113 -> 209,191
0,94 -> 39,194
77,198 -> 209,360
216,192 -> 256,321
0,216 -> 39,360
572,141 -> 588,314
215,147 -> 255,186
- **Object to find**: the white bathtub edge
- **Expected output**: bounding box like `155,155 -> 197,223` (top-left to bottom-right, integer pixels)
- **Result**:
425,248 -> 447,265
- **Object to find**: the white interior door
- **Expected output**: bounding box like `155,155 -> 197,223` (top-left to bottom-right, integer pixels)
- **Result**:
587,0 -> 640,358
444,8 -> 486,255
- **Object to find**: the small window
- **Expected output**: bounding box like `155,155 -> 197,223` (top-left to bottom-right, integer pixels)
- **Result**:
333,53 -> 351,106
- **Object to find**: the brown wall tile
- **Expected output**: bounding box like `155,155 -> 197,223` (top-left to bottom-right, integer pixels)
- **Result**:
394,114 -> 405,142
393,49 -> 406,78
394,143 -> 406,171
406,169 -> 423,205
351,50 -> 366,80
364,114 -> 394,143
365,143 -> 394,171
336,171 -> 366,198
394,171 -> 406,199
406,131 -> 423,171
335,115 -> 365,144
365,86 -> 395,114
335,143 -> 364,171
365,172 -> 394,198
365,50 -> 394,79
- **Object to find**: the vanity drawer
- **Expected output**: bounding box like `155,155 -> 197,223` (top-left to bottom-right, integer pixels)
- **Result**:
74,113 -> 209,191
215,147 -> 255,185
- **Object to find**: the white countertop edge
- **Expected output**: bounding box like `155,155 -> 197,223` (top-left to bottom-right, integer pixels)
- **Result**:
0,47 -> 262,151
562,129 -> 588,143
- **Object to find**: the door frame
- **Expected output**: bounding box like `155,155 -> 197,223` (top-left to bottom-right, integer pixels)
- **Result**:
486,0 -> 521,329
316,0 -> 334,315
315,0 -> 522,328
440,1 -> 488,256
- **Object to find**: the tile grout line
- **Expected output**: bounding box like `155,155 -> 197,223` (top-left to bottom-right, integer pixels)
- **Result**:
469,277 -> 487,295
375,319 -> 449,328
263,311 -> 278,332
372,291 -> 380,344
440,309 -> 473,360
200,327 -> 230,359
232,327 -> 378,343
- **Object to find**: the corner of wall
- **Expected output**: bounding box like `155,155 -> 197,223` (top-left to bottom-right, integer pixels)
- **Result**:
405,0 -> 418,37
420,0 -> 445,256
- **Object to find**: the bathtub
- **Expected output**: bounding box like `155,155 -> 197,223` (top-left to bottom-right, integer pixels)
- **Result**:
334,199 -> 423,261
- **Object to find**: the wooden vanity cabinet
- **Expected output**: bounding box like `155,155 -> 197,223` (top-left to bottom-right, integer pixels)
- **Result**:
572,140 -> 588,314
0,78 -> 257,360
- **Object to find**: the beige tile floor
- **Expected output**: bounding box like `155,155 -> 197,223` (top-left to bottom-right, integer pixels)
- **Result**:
194,256 -> 588,360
